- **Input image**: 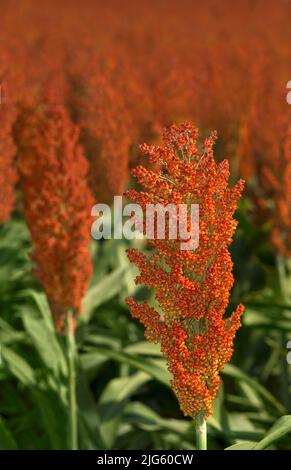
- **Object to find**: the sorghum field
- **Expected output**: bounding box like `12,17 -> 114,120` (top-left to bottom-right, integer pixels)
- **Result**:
0,0 -> 291,453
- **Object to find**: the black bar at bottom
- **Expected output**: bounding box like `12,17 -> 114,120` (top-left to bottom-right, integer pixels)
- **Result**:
0,449 -> 288,467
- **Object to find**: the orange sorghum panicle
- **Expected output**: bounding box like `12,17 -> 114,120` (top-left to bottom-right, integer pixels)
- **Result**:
14,102 -> 94,333
126,123 -> 245,418
67,52 -> 131,205
0,55 -> 17,223
267,126 -> 291,257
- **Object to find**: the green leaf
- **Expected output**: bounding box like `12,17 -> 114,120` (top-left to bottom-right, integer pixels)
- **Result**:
2,347 -> 35,386
238,382 -> 264,409
228,412 -> 263,438
22,314 -> 67,376
244,301 -> 291,313
124,402 -> 190,436
223,364 -> 285,414
124,402 -> 162,431
209,384 -> 230,433
76,371 -> 104,449
124,342 -> 162,357
32,389 -> 68,449
225,441 -> 256,450
225,415 -> 291,450
15,290 -> 53,330
253,415 -> 291,450
84,333 -> 121,350
84,346 -> 171,386
0,416 -> 17,449
82,266 -> 127,321
244,309 -> 291,331
98,372 -> 150,448
79,352 -> 109,375
0,319 -> 26,345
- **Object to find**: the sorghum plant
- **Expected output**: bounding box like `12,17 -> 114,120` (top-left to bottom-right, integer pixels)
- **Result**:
126,123 -> 244,449
14,101 -> 95,449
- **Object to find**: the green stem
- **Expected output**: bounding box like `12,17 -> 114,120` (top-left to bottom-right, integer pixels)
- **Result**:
195,413 -> 207,450
277,255 -> 290,412
193,319 -> 207,450
66,312 -> 78,450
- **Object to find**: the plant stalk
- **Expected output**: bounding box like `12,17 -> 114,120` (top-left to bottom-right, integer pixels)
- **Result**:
195,413 -> 207,450
66,312 -> 78,450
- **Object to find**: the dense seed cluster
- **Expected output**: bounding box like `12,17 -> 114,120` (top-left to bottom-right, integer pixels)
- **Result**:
0,56 -> 17,223
126,123 -> 245,417
15,103 -> 94,332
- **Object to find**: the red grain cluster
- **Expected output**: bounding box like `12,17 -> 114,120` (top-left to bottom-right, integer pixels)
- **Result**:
14,103 -> 94,333
262,127 -> 291,257
0,54 -> 17,223
126,123 -> 245,417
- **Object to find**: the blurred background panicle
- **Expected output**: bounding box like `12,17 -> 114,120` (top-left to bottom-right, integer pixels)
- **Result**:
14,100 -> 94,333
0,53 -> 17,223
